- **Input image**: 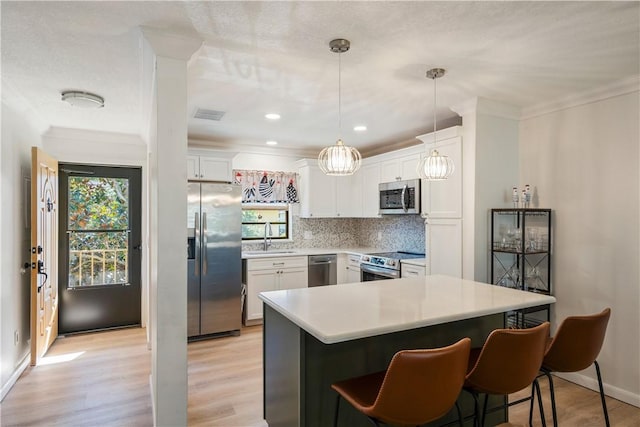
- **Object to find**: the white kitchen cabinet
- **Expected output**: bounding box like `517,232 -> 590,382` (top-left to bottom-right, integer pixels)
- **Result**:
401,263 -> 426,278
419,135 -> 462,218
345,254 -> 362,283
360,163 -> 381,217
338,254 -> 362,284
379,153 -> 421,183
426,218 -> 462,278
187,153 -> 233,182
245,256 -> 308,323
296,159 -> 361,218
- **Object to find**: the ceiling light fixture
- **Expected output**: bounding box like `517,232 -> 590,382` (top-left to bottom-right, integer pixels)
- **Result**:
61,90 -> 104,109
353,125 -> 367,132
265,113 -> 280,120
318,38 -> 362,176
417,68 -> 454,181
266,140 -> 278,146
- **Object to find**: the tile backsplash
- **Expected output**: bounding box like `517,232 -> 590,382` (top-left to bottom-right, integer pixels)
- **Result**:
242,215 -> 425,254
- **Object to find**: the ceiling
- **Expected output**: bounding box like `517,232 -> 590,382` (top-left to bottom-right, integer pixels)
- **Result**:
2,1 -> 639,157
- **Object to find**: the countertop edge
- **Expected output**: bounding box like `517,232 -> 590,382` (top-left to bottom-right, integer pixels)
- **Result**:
259,284 -> 556,345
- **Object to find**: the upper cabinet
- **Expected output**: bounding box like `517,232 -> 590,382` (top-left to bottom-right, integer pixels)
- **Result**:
187,150 -> 234,182
296,159 -> 360,218
417,127 -> 463,219
379,153 -> 421,183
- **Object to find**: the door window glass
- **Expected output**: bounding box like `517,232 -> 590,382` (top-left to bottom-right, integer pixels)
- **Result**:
67,177 -> 129,287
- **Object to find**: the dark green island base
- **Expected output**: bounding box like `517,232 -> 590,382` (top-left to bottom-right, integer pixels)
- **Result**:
263,304 -> 507,427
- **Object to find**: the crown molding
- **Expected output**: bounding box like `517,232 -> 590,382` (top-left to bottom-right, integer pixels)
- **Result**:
43,126 -> 146,146
450,97 -> 521,120
521,75 -> 640,120
188,137 -> 319,159
139,26 -> 202,61
415,125 -> 464,144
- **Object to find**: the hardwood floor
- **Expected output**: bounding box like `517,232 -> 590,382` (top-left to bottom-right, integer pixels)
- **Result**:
1,326 -> 638,426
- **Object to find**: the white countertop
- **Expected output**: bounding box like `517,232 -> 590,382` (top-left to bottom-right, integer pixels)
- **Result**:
400,257 -> 426,267
242,247 -> 380,259
259,275 -> 556,344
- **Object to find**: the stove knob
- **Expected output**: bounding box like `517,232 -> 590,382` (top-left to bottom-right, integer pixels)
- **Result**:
388,260 -> 396,267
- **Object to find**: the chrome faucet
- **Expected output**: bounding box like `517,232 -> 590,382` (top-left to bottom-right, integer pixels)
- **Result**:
263,222 -> 273,251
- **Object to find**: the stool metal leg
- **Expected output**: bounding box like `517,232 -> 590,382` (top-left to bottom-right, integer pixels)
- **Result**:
334,394 -> 341,427
528,381 -> 536,427
594,361 -> 610,427
533,379 -> 546,427
455,401 -> 464,427
543,371 -> 558,427
481,393 -> 489,427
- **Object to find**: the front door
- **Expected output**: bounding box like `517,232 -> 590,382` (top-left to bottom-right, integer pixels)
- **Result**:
31,147 -> 59,365
58,164 -> 142,334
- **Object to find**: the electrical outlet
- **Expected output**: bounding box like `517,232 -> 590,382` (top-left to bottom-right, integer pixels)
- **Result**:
14,330 -> 19,345
304,231 -> 313,240
377,231 -> 382,240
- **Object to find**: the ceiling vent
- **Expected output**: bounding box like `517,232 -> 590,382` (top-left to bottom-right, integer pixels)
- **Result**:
194,108 -> 225,121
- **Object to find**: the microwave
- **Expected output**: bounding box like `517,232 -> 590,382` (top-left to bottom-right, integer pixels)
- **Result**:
379,179 -> 421,214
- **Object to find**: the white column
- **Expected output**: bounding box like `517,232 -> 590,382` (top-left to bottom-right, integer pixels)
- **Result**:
141,27 -> 202,427
451,97 -> 521,282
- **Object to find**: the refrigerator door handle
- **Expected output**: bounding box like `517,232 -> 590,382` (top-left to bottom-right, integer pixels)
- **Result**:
194,212 -> 200,277
202,212 -> 208,275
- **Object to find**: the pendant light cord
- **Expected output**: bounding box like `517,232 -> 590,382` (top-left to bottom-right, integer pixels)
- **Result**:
432,73 -> 437,137
338,50 -> 342,138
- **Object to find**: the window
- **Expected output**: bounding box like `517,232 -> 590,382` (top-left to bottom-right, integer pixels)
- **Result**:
242,205 -> 289,240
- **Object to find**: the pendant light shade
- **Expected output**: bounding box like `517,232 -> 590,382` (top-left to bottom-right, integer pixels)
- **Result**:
318,139 -> 362,175
417,68 -> 454,181
318,39 -> 362,176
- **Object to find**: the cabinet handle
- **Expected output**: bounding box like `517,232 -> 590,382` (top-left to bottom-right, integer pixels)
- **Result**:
273,262 -> 285,266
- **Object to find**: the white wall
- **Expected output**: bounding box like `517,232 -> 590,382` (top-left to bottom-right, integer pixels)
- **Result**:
520,90 -> 640,406
0,100 -> 43,399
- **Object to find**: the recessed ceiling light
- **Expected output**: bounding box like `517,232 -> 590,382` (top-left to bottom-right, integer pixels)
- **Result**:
266,140 -> 278,146
265,113 -> 281,120
354,125 -> 367,132
61,91 -> 104,109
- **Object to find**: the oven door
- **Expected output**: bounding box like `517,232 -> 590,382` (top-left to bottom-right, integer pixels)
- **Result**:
360,263 -> 400,281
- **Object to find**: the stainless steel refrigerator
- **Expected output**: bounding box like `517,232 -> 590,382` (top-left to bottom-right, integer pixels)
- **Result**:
187,182 -> 242,338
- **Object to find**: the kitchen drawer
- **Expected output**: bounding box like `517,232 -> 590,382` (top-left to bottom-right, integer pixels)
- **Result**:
347,254 -> 361,268
401,263 -> 426,278
247,256 -> 308,271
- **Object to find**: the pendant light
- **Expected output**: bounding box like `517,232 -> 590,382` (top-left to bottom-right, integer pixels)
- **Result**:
318,38 -> 362,176
417,68 -> 455,181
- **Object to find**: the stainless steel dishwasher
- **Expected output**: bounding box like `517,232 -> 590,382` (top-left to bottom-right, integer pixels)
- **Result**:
308,254 -> 337,287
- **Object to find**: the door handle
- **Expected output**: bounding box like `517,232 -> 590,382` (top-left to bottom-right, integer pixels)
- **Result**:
35,260 -> 48,292
401,184 -> 408,212
202,213 -> 208,276
194,213 -> 200,277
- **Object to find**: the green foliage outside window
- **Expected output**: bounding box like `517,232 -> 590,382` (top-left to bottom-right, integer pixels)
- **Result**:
67,177 -> 129,287
242,207 -> 288,240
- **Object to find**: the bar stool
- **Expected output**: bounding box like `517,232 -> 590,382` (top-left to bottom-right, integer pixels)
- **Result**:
464,322 -> 550,427
533,308 -> 611,427
331,337 -> 471,426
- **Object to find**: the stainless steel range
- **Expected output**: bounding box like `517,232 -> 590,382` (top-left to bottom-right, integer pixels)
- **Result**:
360,251 -> 425,281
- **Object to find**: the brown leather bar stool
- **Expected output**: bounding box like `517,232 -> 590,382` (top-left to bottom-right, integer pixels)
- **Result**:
464,322 -> 550,427
533,308 -> 611,427
331,337 -> 471,426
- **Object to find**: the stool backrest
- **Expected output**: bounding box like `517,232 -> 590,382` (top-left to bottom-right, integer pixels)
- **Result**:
371,337 -> 471,425
465,322 -> 550,395
543,308 -> 611,372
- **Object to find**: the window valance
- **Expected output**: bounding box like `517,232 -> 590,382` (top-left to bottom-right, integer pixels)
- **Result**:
233,170 -> 299,204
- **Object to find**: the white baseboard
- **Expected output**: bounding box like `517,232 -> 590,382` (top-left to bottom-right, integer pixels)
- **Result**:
556,372 -> 640,408
0,353 -> 30,402
149,374 -> 156,426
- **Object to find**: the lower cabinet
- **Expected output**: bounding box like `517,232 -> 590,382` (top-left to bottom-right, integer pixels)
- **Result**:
245,256 -> 308,323
401,263 -> 426,278
338,254 -> 362,284
426,218 -> 462,278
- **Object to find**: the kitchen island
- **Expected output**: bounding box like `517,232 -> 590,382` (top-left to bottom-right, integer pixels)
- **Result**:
259,275 -> 556,427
